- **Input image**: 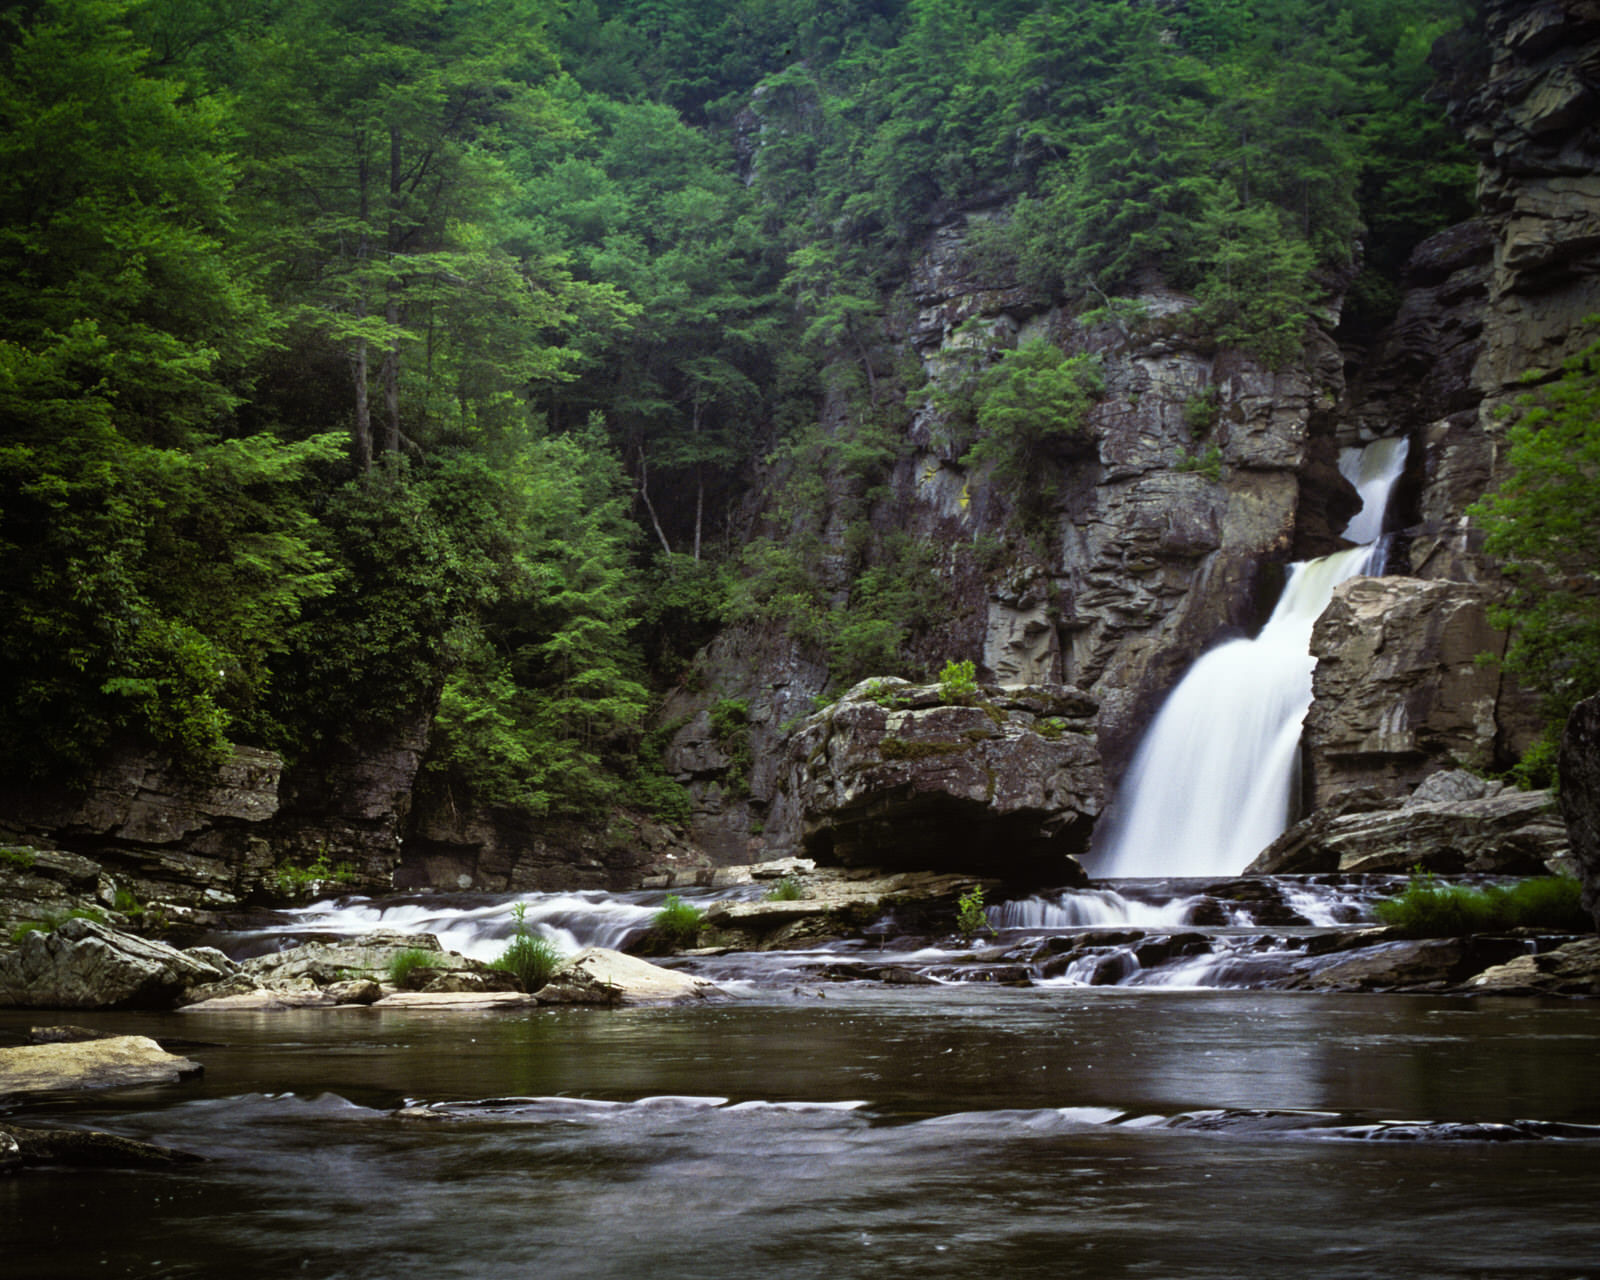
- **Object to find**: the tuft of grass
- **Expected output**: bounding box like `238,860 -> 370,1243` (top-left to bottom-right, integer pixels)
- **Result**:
1,846 -> 37,870
490,903 -> 565,991
9,906 -> 108,945
386,948 -> 441,987
1374,873 -> 1590,938
653,894 -> 705,948
764,876 -> 805,902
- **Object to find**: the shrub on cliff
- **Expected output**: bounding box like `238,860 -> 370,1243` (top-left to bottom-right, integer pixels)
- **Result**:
1471,329 -> 1600,784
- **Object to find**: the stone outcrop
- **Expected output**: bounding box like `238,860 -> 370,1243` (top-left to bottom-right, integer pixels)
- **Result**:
0,918 -> 237,1010
768,678 -> 1101,880
1248,771 -> 1569,876
0,747 -> 285,916
1450,1 -> 1600,403
1468,936 -> 1600,995
1302,578 -> 1541,806
532,947 -> 721,1005
1559,693 -> 1600,930
697,865 -> 988,950
0,1033 -> 202,1097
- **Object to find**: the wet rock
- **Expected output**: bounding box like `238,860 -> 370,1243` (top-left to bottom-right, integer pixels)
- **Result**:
179,989 -> 341,1012
1287,936 -> 1528,992
1558,694 -> 1600,930
1303,579 -> 1540,807
0,918 -> 235,1009
370,991 -> 539,1010
0,1034 -> 202,1096
324,979 -> 383,1004
699,867 -> 981,950
774,678 -> 1101,880
242,930 -> 477,987
533,947 -> 721,1006
1467,937 -> 1600,996
1249,779 -> 1568,876
0,1123 -> 204,1169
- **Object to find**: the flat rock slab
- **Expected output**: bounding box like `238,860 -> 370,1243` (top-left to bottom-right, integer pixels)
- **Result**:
370,991 -> 540,1011
179,989 -> 344,1012
0,1034 -> 201,1097
534,947 -> 721,1005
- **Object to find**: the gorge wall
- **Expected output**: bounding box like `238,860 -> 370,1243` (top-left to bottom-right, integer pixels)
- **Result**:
664,0 -> 1600,872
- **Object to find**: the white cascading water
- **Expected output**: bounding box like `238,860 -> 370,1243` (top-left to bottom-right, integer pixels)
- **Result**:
1091,437 -> 1409,879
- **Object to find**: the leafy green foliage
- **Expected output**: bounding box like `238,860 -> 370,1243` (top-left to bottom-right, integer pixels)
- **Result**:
273,853 -> 357,899
653,894 -> 706,948
1470,331 -> 1600,780
1374,874 -> 1591,938
9,906 -> 108,945
938,659 -> 980,706
955,886 -> 995,941
491,903 -> 565,991
1,847 -> 38,870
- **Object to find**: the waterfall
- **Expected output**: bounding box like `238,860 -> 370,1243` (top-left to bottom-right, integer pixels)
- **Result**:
1091,438 -> 1409,878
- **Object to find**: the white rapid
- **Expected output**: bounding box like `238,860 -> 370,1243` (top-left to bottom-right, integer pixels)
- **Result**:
1092,437 -> 1409,878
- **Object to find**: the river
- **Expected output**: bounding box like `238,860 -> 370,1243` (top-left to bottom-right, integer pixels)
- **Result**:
3,880 -> 1598,1279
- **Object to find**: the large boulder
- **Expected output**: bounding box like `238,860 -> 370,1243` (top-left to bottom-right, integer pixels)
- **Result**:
1559,694 -> 1600,931
770,679 -> 1102,881
533,948 -> 720,1006
0,918 -> 235,1009
1248,771 -> 1569,876
0,1033 -> 201,1097
1302,578 -> 1540,808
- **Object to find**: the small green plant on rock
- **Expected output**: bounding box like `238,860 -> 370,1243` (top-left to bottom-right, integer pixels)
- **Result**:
938,658 -> 979,705
764,876 -> 806,902
654,894 -> 705,948
274,851 -> 358,898
491,902 -> 565,992
956,886 -> 996,941
9,906 -> 108,945
1175,442 -> 1224,481
1,846 -> 37,870
386,948 -> 441,988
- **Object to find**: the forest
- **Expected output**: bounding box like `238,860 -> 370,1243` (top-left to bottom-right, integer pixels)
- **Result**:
10,0 -> 1586,832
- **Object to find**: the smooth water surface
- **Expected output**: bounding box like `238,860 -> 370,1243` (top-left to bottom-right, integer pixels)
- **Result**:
4,987 -> 1596,1279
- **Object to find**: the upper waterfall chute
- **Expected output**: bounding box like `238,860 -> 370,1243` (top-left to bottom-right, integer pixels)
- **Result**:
1090,437 -> 1409,879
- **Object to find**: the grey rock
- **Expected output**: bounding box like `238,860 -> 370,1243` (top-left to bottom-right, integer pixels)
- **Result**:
773,679 -> 1101,880
0,1034 -> 202,1096
533,948 -> 721,1006
1303,578 -> 1541,808
0,1122 -> 204,1168
0,918 -> 232,1009
1468,937 -> 1600,996
1249,781 -> 1568,876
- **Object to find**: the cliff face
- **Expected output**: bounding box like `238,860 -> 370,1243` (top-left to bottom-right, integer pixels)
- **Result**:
668,0 -> 1600,868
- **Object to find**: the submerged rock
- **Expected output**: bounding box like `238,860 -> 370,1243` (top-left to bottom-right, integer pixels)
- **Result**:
0,1033 -> 202,1097
0,1122 -> 204,1169
0,917 -> 236,1009
533,947 -> 721,1005
772,678 -> 1101,881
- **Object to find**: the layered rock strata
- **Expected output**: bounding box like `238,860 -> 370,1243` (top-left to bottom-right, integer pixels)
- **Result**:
768,678 -> 1101,880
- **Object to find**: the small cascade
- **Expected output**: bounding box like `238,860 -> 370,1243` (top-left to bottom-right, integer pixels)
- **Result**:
225,888 -> 739,963
1092,437 -> 1409,879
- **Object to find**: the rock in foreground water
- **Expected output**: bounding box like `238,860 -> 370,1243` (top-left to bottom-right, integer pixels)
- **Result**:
0,1034 -> 201,1097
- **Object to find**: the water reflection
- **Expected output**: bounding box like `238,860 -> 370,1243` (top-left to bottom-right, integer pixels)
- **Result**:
3,989 -> 1598,1279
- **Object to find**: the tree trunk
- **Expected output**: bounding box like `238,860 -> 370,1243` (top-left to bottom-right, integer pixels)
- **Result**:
351,138 -> 373,472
